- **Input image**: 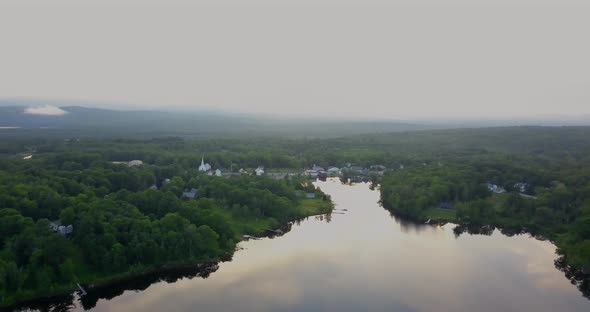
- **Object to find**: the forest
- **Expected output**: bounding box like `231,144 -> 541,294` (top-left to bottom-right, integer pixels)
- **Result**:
0,149 -> 332,306
378,139 -> 590,277
1,125 -> 590,306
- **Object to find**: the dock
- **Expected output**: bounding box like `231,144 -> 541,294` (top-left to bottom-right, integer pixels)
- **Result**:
77,283 -> 87,296
242,235 -> 260,240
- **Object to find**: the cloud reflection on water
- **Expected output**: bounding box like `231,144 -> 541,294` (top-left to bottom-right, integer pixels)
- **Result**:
84,179 -> 589,312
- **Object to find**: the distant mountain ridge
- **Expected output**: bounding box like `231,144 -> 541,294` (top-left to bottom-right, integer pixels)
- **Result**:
0,104 -> 432,138
3,100 -> 588,138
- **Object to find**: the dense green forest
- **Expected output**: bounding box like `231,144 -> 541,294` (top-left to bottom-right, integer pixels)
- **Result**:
378,132 -> 590,277
0,150 -> 332,306
380,160 -> 590,268
1,125 -> 590,306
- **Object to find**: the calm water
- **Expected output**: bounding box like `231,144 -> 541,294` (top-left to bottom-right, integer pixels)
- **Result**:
21,179 -> 590,312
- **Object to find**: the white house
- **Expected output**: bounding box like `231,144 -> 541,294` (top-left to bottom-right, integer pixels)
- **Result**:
215,169 -> 222,177
327,167 -> 341,175
255,166 -> 265,176
128,160 -> 143,167
370,165 -> 386,171
514,182 -> 530,193
487,183 -> 506,194
198,157 -> 212,172
49,220 -> 73,235
312,164 -> 325,172
306,170 -> 319,178
182,188 -> 198,199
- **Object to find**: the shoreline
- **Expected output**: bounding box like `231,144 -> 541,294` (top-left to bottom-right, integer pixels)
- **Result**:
381,202 -> 590,294
1,204 -> 334,310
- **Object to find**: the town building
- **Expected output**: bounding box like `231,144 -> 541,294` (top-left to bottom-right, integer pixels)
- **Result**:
327,167 -> 341,175
514,182 -> 530,193
128,160 -> 143,167
304,169 -> 319,178
182,188 -> 198,199
49,220 -> 73,235
487,183 -> 506,194
370,165 -> 386,171
312,164 -> 325,172
198,157 -> 212,172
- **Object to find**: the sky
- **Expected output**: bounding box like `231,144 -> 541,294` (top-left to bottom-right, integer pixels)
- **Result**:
1,0 -> 589,121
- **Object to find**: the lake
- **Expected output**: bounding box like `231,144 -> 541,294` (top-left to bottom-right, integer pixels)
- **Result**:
18,178 -> 590,312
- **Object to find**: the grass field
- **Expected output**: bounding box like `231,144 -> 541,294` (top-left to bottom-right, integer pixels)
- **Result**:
296,198 -> 334,216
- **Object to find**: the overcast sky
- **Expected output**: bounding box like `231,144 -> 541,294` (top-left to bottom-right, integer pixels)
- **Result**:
1,0 -> 589,120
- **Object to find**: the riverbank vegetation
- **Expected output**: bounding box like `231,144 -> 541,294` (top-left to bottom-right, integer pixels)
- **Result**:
379,151 -> 590,279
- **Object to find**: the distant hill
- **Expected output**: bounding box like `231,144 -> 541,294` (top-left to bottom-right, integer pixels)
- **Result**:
346,126 -> 590,160
0,104 -> 433,138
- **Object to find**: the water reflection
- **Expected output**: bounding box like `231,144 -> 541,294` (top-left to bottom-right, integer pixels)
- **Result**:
9,294 -> 76,312
10,179 -> 590,312
79,263 -> 220,310
555,257 -> 590,300
452,224 -> 496,237
10,263 -> 221,312
451,223 -> 590,299
389,212 -> 435,235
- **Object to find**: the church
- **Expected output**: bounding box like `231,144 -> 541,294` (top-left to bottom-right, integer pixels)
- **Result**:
198,157 -> 211,172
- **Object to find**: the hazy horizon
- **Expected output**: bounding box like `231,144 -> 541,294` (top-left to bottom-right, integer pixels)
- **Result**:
2,98 -> 590,126
2,0 -> 589,120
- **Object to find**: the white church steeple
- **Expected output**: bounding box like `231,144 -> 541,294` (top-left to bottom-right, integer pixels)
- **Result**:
198,156 -> 211,172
